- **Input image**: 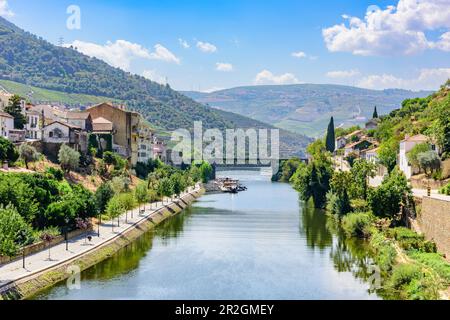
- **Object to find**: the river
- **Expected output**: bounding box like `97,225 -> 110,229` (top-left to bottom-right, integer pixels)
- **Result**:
34,170 -> 379,300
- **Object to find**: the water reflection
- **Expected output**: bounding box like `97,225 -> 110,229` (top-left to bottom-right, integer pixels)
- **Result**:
34,174 -> 379,300
300,200 -> 333,250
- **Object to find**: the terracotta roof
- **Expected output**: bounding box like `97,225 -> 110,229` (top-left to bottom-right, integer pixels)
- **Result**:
0,111 -> 13,119
345,139 -> 372,149
65,112 -> 90,120
401,134 -> 429,143
44,121 -> 81,130
93,117 -> 113,132
344,130 -> 363,139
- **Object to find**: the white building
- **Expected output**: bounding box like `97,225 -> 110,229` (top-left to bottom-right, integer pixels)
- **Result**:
361,147 -> 379,163
42,121 -> 80,145
136,122 -> 154,164
25,109 -> 42,140
0,111 -> 14,139
399,134 -> 439,179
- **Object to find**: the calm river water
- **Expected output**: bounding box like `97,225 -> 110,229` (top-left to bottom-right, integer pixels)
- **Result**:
35,170 -> 379,300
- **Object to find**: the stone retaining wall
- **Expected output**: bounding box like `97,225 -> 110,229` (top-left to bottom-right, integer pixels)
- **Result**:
416,196 -> 450,261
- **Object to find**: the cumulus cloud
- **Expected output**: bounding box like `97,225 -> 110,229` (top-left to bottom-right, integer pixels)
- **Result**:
433,32 -> 450,51
66,40 -> 180,71
326,69 -> 360,78
142,70 -> 166,84
196,41 -> 217,53
291,51 -> 318,60
0,0 -> 13,17
178,38 -> 190,49
357,68 -> 450,91
291,51 -> 307,58
215,62 -> 233,72
254,70 -> 300,85
323,0 -> 450,56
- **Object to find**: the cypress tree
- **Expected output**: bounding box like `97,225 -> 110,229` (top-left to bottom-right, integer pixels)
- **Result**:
373,106 -> 379,119
325,117 -> 335,153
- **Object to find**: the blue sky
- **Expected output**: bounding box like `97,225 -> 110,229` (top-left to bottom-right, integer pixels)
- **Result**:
2,0 -> 450,91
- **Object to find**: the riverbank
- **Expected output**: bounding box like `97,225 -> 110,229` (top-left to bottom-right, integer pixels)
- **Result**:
0,186 -> 204,300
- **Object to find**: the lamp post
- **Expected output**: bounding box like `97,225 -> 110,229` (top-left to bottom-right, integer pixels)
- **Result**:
98,213 -> 101,238
64,218 -> 69,251
22,248 -> 26,269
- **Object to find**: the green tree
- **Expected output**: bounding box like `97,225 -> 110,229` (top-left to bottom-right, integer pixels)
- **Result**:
158,177 -> 173,203
0,204 -> 34,257
325,117 -> 336,153
95,182 -> 114,214
378,138 -> 399,173
135,182 -> 149,212
436,104 -> 450,158
199,161 -> 213,183
0,137 -> 19,164
417,151 -> 441,176
407,143 -> 431,172
328,171 -> 352,216
110,175 -> 131,194
368,168 -> 411,218
106,195 -> 126,231
276,158 -> 303,182
18,144 -> 39,169
4,95 -> 26,129
58,144 -> 80,173
350,159 -> 377,200
373,106 -> 379,119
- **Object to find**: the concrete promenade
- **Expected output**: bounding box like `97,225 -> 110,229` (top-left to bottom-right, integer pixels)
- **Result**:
0,186 -> 201,289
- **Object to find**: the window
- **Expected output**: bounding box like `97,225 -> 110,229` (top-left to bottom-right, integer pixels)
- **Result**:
49,131 -> 53,138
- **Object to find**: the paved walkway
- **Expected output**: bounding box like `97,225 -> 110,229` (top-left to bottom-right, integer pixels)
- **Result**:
0,186 -> 201,288
412,188 -> 450,202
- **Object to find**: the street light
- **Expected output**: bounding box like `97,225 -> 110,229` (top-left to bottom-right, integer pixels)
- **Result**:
64,218 -> 69,251
98,213 -> 101,238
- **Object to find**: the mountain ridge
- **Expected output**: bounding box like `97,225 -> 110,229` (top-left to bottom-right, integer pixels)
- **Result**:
182,84 -> 433,137
0,17 -> 310,157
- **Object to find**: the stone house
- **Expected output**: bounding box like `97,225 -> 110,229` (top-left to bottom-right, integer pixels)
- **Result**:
87,103 -> 141,164
42,121 -> 81,145
344,139 -> 373,157
365,118 -> 381,130
64,112 -> 93,131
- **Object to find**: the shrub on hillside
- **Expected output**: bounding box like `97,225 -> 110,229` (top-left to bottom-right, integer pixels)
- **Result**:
341,212 -> 375,238
386,227 -> 437,253
0,205 -> 34,257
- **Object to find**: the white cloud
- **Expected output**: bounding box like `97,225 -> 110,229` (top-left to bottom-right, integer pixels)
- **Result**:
0,0 -> 13,17
357,68 -> 450,91
291,51 -> 318,60
215,62 -> 233,72
326,69 -> 360,78
254,69 -> 300,85
291,51 -> 307,58
142,70 -> 166,84
323,0 -> 450,56
433,31 -> 450,51
196,41 -> 217,53
66,40 -> 180,71
150,44 -> 181,64
178,38 -> 190,49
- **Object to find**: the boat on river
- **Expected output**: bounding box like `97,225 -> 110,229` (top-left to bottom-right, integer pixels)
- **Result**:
216,178 -> 247,194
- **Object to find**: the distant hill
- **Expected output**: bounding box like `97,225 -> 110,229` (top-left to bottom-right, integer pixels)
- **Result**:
182,85 -> 432,137
0,17 -> 310,157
